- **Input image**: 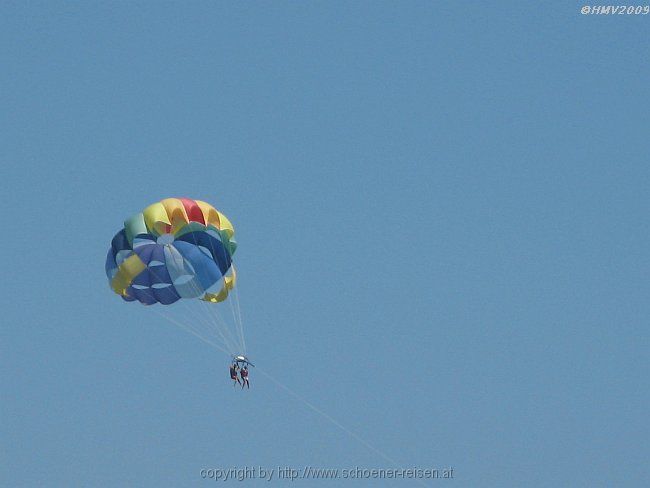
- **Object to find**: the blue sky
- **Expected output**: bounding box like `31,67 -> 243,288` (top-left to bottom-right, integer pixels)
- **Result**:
2,2 -> 648,486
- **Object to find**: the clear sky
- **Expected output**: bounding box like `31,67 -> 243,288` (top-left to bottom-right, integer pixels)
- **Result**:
2,2 -> 648,487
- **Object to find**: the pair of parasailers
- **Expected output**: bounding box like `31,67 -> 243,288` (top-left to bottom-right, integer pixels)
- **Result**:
229,362 -> 250,389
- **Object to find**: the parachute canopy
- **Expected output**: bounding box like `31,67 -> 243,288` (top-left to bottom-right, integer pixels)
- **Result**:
105,198 -> 237,306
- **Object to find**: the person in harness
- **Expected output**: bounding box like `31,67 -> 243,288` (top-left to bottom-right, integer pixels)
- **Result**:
240,365 -> 250,389
229,363 -> 241,387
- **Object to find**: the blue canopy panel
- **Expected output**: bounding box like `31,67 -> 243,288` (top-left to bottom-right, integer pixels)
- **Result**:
124,243 -> 182,305
107,229 -> 147,275
126,284 -> 180,305
109,236 -> 227,306
105,249 -> 118,280
175,231 -> 232,275
110,229 -> 131,257
172,240 -> 223,290
162,241 -> 222,299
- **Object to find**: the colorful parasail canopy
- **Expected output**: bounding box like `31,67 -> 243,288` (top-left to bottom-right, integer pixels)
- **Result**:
105,198 -> 237,305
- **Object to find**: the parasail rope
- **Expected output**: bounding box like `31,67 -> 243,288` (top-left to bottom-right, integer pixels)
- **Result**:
155,324 -> 431,488
257,368 -> 431,488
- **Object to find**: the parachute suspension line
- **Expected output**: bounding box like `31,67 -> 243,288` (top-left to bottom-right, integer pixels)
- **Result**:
187,273 -> 242,354
197,302 -> 238,354
180,232 -> 236,350
134,269 -> 209,343
216,229 -> 246,353
226,275 -> 245,353
135,286 -> 224,351
227,284 -> 244,352
181,231 -> 238,352
231,282 -> 246,353
199,290 -> 242,354
156,267 -> 225,348
172,227 -> 242,354
172,286 -> 220,344
199,302 -> 238,355
145,263 -> 238,354
186,297 -> 238,353
217,237 -> 245,353
202,225 -> 246,354
188,277 -> 241,354
149,307 -> 231,356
